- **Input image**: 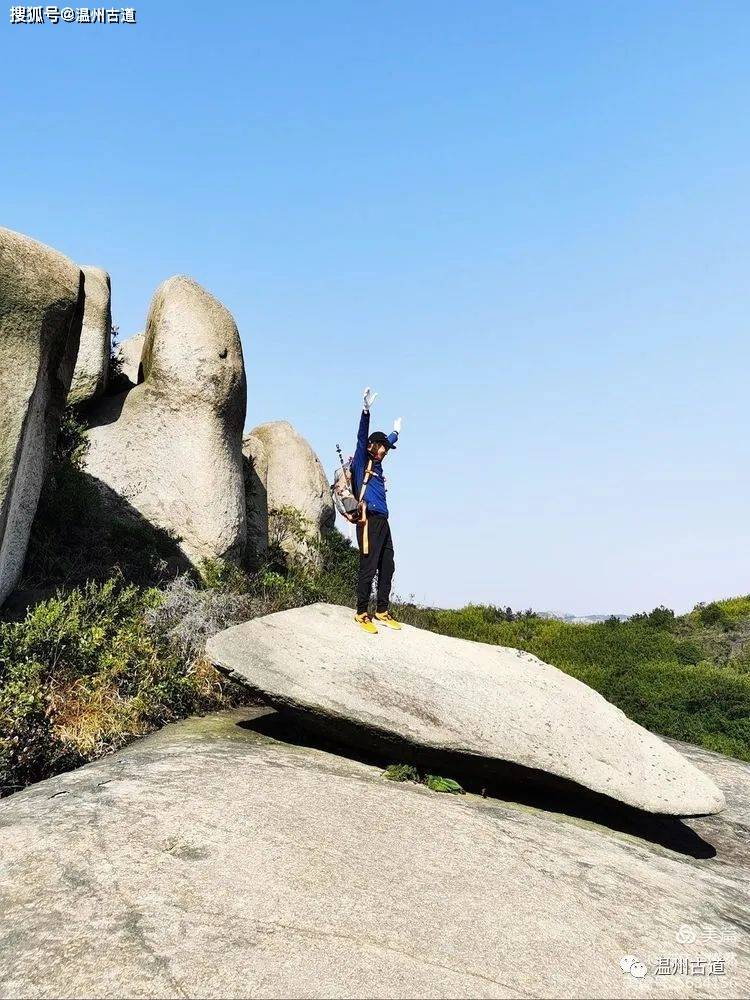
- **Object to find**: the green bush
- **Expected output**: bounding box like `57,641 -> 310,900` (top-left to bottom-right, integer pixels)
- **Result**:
392,598 -> 750,761
713,595 -> 750,625
696,602 -> 729,628
383,763 -> 420,783
674,640 -> 702,665
0,579 -> 240,795
316,529 -> 359,606
383,763 -> 465,794
424,775 -> 465,794
198,558 -> 252,595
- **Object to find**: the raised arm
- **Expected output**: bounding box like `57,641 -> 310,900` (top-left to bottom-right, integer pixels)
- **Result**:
387,416 -> 402,449
353,408 -> 370,466
353,387 -> 376,478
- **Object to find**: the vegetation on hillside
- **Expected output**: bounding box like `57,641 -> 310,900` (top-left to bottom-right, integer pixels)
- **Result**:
395,600 -> 750,762
1,405 -> 749,796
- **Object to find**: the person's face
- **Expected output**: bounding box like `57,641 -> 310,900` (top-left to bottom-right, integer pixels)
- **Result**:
369,443 -> 388,461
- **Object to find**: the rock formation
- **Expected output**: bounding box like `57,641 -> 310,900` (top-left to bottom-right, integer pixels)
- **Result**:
0,228 -> 83,606
246,420 -> 334,566
0,708 -> 746,998
207,603 -> 726,817
67,266 -> 111,405
114,330 -> 144,387
84,276 -> 247,565
242,431 -> 269,568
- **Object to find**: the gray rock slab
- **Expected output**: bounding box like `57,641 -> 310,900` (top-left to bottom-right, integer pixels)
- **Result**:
0,710 -> 746,999
68,265 -> 111,405
206,603 -> 725,817
0,227 -> 83,605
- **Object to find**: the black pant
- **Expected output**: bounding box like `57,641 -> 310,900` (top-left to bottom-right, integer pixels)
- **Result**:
356,514 -> 395,615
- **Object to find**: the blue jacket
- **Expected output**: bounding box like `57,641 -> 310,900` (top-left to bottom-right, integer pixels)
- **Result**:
352,409 -> 398,517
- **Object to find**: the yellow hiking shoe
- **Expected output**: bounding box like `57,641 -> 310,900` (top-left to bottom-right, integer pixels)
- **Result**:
354,612 -> 378,634
374,611 -> 402,630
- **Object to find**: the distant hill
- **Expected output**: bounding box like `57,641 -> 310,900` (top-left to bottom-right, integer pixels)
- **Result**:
540,612 -> 630,624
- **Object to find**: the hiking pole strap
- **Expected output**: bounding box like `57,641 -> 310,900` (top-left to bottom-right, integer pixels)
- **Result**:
358,459 -> 374,503
361,504 -> 369,555
358,458 -> 374,553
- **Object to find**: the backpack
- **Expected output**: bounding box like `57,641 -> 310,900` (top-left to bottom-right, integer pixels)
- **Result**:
331,446 -> 375,524
331,456 -> 359,522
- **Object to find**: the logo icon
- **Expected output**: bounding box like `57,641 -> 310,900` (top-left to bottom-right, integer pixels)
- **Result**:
621,956 -> 648,979
675,924 -> 697,945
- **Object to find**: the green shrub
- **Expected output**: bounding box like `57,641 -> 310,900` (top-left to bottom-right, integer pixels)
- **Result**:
383,763 -> 420,783
424,775 -> 465,794
316,529 -> 359,607
383,763 -> 465,794
198,558 -> 251,594
0,579 -> 241,795
10,478 -> 750,797
713,595 -> 750,625
696,602 -> 729,628
674,640 -> 702,665
267,505 -> 316,571
630,605 -> 676,630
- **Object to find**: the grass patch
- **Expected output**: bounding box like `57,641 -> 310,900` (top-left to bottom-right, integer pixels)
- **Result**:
383,763 -> 465,794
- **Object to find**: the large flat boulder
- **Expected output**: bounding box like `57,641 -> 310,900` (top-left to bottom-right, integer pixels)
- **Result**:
0,227 -> 83,605
247,420 -> 334,567
0,709 -> 746,999
68,265 -> 111,405
206,603 -> 726,817
84,276 -> 247,565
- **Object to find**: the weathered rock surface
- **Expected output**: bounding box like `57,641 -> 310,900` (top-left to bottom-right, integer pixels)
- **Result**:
247,420 -> 334,566
84,276 -> 247,565
242,431 -> 269,568
0,227 -> 83,605
115,330 -> 144,387
207,604 -> 726,817
0,709 -> 747,999
68,265 -> 111,405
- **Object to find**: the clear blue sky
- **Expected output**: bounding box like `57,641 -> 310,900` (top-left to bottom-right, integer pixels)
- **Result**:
3,1 -> 749,614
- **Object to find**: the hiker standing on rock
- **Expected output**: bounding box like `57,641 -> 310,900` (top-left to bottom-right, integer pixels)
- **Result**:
352,387 -> 402,634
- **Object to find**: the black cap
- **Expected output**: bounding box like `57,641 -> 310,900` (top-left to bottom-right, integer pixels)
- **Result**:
368,431 -> 396,451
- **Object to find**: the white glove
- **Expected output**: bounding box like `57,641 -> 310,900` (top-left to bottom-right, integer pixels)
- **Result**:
393,417 -> 402,434
362,387 -> 378,412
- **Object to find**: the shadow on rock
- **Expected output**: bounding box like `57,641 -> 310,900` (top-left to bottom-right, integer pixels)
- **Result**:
13,465 -> 189,610
77,385 -> 131,427
239,710 -> 718,860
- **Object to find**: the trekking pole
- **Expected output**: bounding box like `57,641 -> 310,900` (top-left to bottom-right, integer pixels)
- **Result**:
336,444 -> 350,485
336,444 -> 358,533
